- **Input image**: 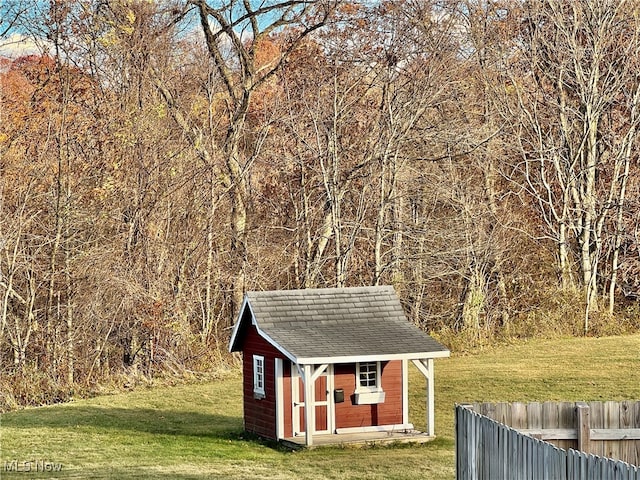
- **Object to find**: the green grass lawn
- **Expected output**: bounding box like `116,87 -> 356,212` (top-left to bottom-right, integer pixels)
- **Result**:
2,334 -> 640,479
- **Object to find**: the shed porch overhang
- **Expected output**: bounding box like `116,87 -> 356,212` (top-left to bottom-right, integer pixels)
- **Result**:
291,356 -> 444,447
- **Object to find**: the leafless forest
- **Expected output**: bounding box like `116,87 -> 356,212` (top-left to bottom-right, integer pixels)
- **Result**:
2,0 -> 640,408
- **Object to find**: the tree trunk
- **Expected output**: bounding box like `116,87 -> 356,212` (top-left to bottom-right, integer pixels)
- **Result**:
224,115 -> 249,320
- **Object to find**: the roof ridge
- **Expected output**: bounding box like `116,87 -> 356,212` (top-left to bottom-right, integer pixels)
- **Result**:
246,285 -> 394,297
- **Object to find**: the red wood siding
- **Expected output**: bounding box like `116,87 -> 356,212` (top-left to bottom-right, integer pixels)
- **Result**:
334,361 -> 403,429
241,323 -> 282,440
282,361 -> 292,438
238,313 -> 405,438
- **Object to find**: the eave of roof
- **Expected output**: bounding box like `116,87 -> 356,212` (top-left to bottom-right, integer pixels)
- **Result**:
294,350 -> 451,365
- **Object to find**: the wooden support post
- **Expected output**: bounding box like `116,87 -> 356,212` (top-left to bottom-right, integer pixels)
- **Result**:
402,359 -> 409,426
303,364 -> 314,447
576,402 -> 590,453
412,358 -> 435,436
426,358 -> 434,436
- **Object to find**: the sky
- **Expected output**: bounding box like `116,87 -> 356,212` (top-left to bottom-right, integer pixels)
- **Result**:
0,0 -> 47,58
0,33 -> 45,58
0,1 -> 253,59
0,0 -> 340,60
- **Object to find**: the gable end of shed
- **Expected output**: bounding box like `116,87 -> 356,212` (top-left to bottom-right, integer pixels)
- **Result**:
228,296 -> 295,362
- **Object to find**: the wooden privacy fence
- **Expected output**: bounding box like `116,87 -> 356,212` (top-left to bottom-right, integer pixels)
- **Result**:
456,403 -> 640,480
467,401 -> 640,464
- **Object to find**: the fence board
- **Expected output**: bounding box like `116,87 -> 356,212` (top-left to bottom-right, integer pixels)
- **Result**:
519,429 -> 527,480
592,429 -> 640,440
561,445 -> 568,479
524,435 -> 532,480
471,412 -> 479,479
512,402 -> 527,429
590,402 -> 605,457
607,401 -> 622,461
509,427 -> 518,480
519,428 -> 575,439
528,402 -> 542,433
536,438 -> 544,480
493,420 -> 500,479
481,415 -> 489,480
560,402 -> 578,451
620,401 -> 634,468
481,402 -> 495,421
543,401 -> 560,431
633,402 -> 640,466
495,402 -> 510,427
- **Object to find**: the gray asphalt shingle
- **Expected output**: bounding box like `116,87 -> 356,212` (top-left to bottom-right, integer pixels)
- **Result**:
235,286 -> 449,361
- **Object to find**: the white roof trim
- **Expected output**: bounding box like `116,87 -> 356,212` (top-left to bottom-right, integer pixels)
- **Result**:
294,350 -> 450,365
228,295 -> 250,353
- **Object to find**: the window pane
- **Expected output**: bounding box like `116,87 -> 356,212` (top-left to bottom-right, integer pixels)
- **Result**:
253,356 -> 265,395
359,362 -> 377,387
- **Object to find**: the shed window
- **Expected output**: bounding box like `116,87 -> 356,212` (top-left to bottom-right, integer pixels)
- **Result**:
253,355 -> 265,398
356,361 -> 381,392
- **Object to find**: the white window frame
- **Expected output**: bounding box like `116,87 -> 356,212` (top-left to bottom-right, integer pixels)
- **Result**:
355,361 -> 382,393
253,355 -> 266,399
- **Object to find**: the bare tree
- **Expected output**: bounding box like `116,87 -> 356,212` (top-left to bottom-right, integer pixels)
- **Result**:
510,0 -> 640,329
156,0 -> 338,318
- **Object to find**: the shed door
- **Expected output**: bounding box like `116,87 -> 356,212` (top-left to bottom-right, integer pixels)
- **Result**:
291,364 -> 333,435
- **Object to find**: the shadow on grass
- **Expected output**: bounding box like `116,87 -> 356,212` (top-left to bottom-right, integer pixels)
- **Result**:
1,405 -> 247,440
2,406 -> 448,454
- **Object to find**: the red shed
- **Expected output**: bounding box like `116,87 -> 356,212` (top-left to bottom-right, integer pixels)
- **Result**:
228,286 -> 450,447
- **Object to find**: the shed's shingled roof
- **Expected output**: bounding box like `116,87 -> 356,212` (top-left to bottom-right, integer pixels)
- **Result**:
229,286 -> 449,362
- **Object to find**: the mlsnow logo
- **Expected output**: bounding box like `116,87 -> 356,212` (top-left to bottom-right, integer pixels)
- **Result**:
3,459 -> 63,473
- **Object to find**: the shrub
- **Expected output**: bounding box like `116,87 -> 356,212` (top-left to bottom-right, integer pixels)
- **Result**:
0,366 -> 74,412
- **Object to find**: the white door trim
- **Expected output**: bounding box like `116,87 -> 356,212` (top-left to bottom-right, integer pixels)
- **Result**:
291,363 -> 334,442
275,358 -> 284,439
